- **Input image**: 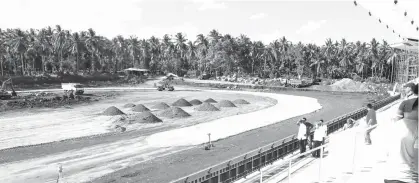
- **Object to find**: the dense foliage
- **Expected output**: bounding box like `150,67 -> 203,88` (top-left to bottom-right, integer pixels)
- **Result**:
0,25 -> 400,80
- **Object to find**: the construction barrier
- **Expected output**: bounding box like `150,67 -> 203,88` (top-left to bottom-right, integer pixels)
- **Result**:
170,94 -> 401,183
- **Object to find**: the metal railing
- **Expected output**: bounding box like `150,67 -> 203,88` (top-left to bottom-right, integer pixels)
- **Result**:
170,94 -> 400,183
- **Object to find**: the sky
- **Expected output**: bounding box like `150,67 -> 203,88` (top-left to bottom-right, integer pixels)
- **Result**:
0,0 -> 418,46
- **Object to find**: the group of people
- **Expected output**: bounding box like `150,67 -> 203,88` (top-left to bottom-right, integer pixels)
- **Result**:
297,118 -> 328,158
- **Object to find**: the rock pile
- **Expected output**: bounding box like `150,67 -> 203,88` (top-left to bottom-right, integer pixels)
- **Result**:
233,99 -> 250,104
151,102 -> 171,110
204,98 -> 217,103
130,111 -> 162,123
123,103 -> 136,108
216,100 -> 237,107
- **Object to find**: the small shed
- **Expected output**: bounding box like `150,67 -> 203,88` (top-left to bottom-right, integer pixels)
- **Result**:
123,68 -> 150,77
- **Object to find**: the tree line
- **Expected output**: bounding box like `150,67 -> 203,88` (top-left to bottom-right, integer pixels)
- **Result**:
0,25 -> 401,80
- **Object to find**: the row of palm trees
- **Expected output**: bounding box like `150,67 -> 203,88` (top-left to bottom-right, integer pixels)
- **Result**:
0,25 -> 400,80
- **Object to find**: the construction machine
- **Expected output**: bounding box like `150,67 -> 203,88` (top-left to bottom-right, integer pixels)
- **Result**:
0,78 -> 17,100
157,75 -> 175,91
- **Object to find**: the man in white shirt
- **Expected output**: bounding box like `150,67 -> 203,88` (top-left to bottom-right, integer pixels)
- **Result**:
297,118 -> 308,154
312,120 -> 327,158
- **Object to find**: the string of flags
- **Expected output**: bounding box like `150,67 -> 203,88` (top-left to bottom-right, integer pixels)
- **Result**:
395,0 -> 419,31
353,1 -> 406,41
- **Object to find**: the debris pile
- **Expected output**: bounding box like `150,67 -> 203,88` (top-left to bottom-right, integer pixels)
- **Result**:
195,102 -> 220,111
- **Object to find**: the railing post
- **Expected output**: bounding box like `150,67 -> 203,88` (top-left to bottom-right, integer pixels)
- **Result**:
288,160 -> 292,183
352,133 -> 358,173
260,169 -> 263,183
319,145 -> 324,183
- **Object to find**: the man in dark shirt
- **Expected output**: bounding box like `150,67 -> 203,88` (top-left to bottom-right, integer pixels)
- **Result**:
365,103 -> 377,145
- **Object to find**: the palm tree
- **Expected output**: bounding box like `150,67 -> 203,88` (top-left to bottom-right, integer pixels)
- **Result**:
68,32 -> 83,72
127,36 -> 140,68
6,29 -> 28,75
84,28 -> 101,72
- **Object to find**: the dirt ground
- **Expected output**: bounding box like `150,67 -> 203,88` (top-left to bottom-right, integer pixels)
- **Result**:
91,90 -> 368,183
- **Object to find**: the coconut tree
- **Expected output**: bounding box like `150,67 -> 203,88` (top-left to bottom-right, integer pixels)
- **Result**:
68,32 -> 84,72
6,29 -> 28,75
84,28 -> 101,72
127,36 -> 140,68
195,34 -> 209,73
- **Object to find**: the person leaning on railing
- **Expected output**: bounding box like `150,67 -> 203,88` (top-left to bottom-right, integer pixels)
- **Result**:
384,82 -> 418,183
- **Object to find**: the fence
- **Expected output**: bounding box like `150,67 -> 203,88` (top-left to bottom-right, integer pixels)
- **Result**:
170,94 -> 401,183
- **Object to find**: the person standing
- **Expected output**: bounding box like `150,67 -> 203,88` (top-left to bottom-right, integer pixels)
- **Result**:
312,120 -> 327,158
365,103 -> 377,145
385,83 -> 418,183
297,118 -> 308,154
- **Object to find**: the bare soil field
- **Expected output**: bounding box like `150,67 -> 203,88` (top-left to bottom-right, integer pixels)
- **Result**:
0,78 -> 370,183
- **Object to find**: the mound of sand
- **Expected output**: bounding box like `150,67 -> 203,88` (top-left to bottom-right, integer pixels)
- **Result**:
233,99 -> 250,104
172,98 -> 192,107
158,107 -> 191,118
123,103 -> 136,108
132,104 -> 150,112
130,111 -> 162,123
103,106 -> 125,116
151,102 -> 171,110
331,78 -> 369,92
189,99 -> 203,105
195,102 -> 220,111
216,100 -> 237,107
204,98 -> 217,103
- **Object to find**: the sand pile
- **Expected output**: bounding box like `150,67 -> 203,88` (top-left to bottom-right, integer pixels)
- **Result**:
158,107 -> 191,118
151,102 -> 171,110
233,99 -> 250,104
204,98 -> 217,103
195,102 -> 220,111
172,98 -> 192,107
130,111 -> 162,123
123,103 -> 136,108
103,106 -> 125,116
132,104 -> 150,112
331,78 -> 369,92
216,100 -> 237,108
189,99 -> 203,105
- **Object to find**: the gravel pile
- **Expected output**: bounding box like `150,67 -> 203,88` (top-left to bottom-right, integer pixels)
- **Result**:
158,107 -> 191,118
123,103 -> 136,108
204,98 -> 217,103
130,111 -> 162,123
172,98 -> 192,107
132,104 -> 150,112
151,102 -> 171,110
216,100 -> 237,107
189,99 -> 203,105
103,106 -> 125,116
195,102 -> 220,111
233,99 -> 250,104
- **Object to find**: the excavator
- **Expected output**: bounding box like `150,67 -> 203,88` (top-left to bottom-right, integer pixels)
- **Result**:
0,78 -> 17,100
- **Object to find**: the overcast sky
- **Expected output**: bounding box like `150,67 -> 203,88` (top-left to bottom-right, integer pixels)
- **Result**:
1,0 -> 418,45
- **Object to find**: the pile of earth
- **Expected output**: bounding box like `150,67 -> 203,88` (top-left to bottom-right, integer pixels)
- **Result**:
204,98 -> 217,103
189,99 -> 203,105
128,111 -> 162,123
103,106 -> 125,116
172,98 -> 192,107
132,104 -> 150,112
158,107 -> 191,118
216,100 -> 237,108
233,99 -> 250,104
123,103 -> 136,108
151,102 -> 171,110
195,102 -> 220,111
330,78 -> 370,92
0,95 -> 92,112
